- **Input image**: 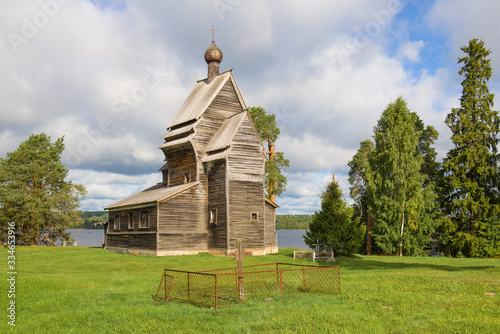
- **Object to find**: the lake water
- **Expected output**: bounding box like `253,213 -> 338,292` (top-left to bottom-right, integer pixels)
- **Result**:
66,229 -> 310,250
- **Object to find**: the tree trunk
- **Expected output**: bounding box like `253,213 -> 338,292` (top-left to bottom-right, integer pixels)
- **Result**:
399,211 -> 404,257
268,142 -> 276,203
367,213 -> 373,255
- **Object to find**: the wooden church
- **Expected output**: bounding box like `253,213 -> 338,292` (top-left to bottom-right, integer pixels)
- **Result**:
104,41 -> 278,256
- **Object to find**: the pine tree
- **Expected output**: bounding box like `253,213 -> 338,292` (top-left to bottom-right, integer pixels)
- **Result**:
367,97 -> 437,256
304,171 -> 365,255
248,106 -> 289,202
0,133 -> 87,245
439,38 -> 500,257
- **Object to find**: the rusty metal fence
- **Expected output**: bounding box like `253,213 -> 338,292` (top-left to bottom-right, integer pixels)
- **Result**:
155,263 -> 340,308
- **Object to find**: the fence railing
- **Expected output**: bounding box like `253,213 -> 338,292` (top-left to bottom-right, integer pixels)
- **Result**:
155,263 -> 340,308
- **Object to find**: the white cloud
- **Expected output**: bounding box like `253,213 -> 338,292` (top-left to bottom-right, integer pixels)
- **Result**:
397,40 -> 425,62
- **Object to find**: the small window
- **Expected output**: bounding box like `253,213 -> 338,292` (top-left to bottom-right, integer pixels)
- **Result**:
114,214 -> 120,230
209,209 -> 217,225
251,213 -> 258,221
140,211 -> 149,228
128,213 -> 134,229
184,173 -> 191,183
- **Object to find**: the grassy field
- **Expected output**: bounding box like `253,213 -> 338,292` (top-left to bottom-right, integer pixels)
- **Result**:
1,247 -> 499,333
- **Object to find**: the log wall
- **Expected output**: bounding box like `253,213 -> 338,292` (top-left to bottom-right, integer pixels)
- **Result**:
161,144 -> 197,186
106,233 -> 157,251
227,115 -> 266,250
108,207 -> 157,232
264,201 -> 277,248
207,160 -> 227,249
157,183 -> 208,251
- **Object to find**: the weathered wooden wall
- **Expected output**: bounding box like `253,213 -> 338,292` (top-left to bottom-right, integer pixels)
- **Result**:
106,233 -> 157,251
161,144 -> 197,186
207,160 -> 227,250
109,207 -> 157,232
227,115 -> 266,250
264,201 -> 277,248
157,183 -> 208,251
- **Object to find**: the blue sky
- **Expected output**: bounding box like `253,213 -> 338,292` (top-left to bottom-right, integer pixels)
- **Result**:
1,0 -> 500,214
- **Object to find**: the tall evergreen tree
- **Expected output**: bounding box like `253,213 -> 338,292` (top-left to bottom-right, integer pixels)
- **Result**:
0,133 -> 87,245
439,38 -> 500,257
367,97 -> 437,256
249,106 -> 290,202
304,170 -> 365,255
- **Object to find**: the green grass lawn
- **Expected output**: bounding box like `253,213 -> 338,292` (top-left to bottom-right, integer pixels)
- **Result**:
1,247 -> 499,333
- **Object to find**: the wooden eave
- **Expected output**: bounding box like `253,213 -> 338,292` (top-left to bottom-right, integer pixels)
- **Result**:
205,111 -> 247,153
158,133 -> 196,150
201,148 -> 230,163
104,182 -> 200,211
162,119 -> 201,140
265,198 -> 279,208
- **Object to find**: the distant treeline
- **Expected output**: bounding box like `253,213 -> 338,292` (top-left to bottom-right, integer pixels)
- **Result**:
276,215 -> 311,230
77,211 -> 108,229
76,211 -> 310,230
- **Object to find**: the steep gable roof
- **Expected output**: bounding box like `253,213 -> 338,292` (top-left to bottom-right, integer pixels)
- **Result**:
167,70 -> 247,129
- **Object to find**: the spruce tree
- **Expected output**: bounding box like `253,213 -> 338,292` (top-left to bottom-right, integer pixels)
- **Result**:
367,97 -> 437,256
0,133 -> 87,245
304,170 -> 365,255
439,38 -> 500,257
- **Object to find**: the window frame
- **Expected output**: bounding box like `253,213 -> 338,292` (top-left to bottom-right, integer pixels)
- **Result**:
114,214 -> 120,230
209,208 -> 217,225
128,212 -> 134,229
139,211 -> 149,228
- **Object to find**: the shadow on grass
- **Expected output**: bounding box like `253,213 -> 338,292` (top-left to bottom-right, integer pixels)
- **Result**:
276,248 -> 498,273
336,256 -> 498,273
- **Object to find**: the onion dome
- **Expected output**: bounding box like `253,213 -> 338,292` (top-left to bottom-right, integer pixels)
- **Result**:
204,43 -> 223,63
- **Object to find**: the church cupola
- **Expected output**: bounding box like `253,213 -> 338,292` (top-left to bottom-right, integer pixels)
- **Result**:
204,41 -> 223,84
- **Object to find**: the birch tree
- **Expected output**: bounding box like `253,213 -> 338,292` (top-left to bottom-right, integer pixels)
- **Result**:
367,97 -> 437,256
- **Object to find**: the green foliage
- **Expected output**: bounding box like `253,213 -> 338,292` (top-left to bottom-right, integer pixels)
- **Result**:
304,171 -> 365,255
0,133 -> 86,245
249,106 -> 290,199
275,215 -> 311,230
348,139 -> 375,254
439,38 -> 500,257
77,211 -> 108,229
367,97 -> 438,256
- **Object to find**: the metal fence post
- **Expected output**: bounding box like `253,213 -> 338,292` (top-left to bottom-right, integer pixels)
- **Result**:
164,272 -> 167,301
279,271 -> 283,296
215,275 -> 218,309
187,272 -> 190,302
